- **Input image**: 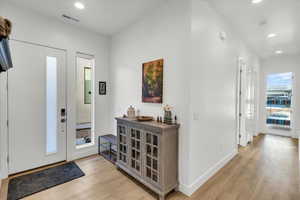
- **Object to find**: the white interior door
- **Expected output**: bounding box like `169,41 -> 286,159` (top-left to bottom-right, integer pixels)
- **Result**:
237,59 -> 247,146
8,41 -> 67,174
245,69 -> 256,143
237,58 -> 256,146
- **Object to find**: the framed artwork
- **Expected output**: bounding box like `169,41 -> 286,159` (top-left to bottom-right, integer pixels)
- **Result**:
142,59 -> 163,103
99,81 -> 106,95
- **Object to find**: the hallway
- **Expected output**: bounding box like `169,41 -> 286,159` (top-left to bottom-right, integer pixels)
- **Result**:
190,134 -> 299,200
1,134 -> 298,200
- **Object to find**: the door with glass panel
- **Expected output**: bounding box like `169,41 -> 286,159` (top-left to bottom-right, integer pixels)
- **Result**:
265,72 -> 293,131
76,54 -> 94,147
8,40 -> 66,174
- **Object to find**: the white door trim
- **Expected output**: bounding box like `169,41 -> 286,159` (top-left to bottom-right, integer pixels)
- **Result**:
0,72 -> 8,178
11,39 -> 67,52
75,52 -> 96,149
237,57 -> 246,146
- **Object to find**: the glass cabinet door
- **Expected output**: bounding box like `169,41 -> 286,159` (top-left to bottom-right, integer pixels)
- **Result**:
145,132 -> 160,185
118,125 -> 128,165
130,128 -> 142,175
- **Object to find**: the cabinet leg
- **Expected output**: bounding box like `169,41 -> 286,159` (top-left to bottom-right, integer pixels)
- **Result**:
159,195 -> 165,200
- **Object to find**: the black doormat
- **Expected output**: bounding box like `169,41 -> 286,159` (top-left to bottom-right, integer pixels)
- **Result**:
8,162 -> 85,200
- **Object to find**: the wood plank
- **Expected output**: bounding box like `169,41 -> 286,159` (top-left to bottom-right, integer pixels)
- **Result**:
0,134 -> 299,200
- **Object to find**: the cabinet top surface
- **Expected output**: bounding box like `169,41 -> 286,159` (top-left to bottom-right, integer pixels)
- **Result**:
115,117 -> 180,131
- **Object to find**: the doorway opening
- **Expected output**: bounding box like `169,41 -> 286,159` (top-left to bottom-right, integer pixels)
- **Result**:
236,58 -> 257,147
76,54 -> 95,148
265,72 -> 293,130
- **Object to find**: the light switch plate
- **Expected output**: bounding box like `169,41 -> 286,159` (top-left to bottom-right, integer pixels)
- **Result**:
193,112 -> 200,120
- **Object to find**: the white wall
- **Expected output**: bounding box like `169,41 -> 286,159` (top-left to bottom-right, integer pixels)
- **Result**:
259,55 -> 300,138
76,57 -> 92,124
110,0 -> 191,188
109,0 -> 260,196
0,1 -> 110,178
186,0 -> 260,194
0,0 -> 263,193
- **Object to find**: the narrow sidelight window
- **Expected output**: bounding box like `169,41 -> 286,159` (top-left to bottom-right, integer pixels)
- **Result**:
46,56 -> 58,155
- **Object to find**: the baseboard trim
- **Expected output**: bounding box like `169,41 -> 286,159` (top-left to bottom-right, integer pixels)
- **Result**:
70,146 -> 98,161
179,150 -> 238,196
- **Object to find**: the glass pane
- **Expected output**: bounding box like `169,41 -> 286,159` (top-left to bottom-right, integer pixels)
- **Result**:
146,133 -> 151,143
136,162 -> 140,171
153,135 -> 158,146
76,56 -> 94,147
147,156 -> 151,167
147,145 -> 151,155
266,72 -> 292,129
153,159 -> 158,170
131,160 -> 135,168
136,131 -> 140,139
84,67 -> 92,104
123,135 -> 127,144
132,149 -> 135,158
146,168 -> 151,178
131,129 -> 135,137
153,147 -> 158,158
46,56 -> 57,155
152,171 -> 158,182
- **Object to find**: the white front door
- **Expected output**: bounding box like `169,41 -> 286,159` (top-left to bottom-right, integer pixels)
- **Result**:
8,41 -> 67,174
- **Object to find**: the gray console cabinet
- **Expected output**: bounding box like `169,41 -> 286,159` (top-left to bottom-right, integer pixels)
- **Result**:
115,117 -> 179,200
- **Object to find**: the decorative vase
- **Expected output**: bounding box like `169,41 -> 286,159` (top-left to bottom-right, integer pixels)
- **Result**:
127,106 -> 136,119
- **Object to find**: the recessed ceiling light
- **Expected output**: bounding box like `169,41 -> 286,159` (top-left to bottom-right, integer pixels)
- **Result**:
252,0 -> 263,4
275,50 -> 283,54
267,33 -> 277,38
74,2 -> 85,10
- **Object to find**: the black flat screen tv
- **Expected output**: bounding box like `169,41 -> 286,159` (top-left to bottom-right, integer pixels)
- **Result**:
0,37 -> 13,73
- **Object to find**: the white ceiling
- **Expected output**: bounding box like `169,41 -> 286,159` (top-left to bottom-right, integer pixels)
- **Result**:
6,0 -> 300,58
6,0 -> 165,35
209,0 -> 300,58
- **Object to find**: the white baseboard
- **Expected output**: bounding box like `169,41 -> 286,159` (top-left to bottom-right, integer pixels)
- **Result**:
179,150 -> 238,196
70,146 -> 98,161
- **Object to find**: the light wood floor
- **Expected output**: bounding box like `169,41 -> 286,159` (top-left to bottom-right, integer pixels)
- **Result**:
0,134 -> 299,200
